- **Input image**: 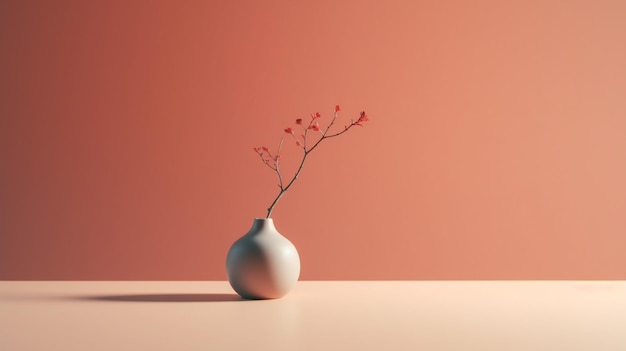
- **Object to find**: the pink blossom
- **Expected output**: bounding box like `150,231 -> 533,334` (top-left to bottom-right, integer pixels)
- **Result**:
308,121 -> 320,131
355,111 -> 369,126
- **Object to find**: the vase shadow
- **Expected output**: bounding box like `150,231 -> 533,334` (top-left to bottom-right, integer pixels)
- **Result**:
74,293 -> 244,302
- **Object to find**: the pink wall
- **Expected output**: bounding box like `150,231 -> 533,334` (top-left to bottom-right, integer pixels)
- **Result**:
2,1 -> 625,280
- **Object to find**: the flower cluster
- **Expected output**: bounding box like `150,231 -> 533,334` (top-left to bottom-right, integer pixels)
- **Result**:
254,105 -> 369,218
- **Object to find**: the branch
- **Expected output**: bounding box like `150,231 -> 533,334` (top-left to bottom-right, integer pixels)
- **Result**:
261,107 -> 368,218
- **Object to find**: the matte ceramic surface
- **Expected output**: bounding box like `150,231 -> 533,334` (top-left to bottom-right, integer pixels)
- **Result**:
226,218 -> 300,299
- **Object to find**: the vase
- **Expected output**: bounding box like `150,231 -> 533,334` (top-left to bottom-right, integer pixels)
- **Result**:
226,218 -> 300,299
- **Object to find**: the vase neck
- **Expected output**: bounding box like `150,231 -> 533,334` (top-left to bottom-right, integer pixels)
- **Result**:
250,218 -> 277,232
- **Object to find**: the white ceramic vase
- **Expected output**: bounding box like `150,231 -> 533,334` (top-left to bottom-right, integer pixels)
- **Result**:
226,218 -> 300,299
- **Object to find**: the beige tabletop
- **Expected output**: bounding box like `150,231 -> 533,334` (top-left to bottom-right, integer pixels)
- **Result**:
1,281 -> 625,351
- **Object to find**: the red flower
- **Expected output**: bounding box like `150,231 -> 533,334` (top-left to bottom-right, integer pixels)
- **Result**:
311,112 -> 321,119
335,105 -> 341,112
295,118 -> 302,125
359,111 -> 369,122
262,146 -> 269,152
308,121 -> 320,131
355,111 -> 369,126
295,141 -> 302,147
284,127 -> 294,135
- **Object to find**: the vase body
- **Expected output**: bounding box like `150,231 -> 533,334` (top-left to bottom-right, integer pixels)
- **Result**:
226,218 -> 300,299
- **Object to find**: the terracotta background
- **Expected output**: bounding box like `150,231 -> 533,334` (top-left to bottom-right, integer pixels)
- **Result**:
1,1 -> 625,280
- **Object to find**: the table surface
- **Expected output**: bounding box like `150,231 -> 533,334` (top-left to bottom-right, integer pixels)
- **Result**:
1,281 -> 625,351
